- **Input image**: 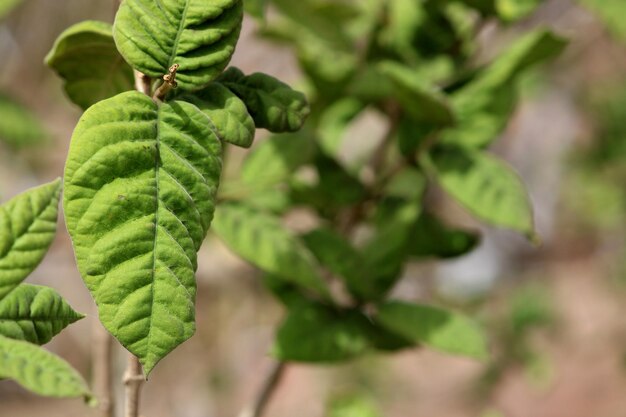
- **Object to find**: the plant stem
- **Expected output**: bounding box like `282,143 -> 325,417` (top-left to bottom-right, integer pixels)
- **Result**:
238,361 -> 286,417
153,64 -> 179,102
134,70 -> 152,96
123,355 -> 144,417
92,318 -> 114,417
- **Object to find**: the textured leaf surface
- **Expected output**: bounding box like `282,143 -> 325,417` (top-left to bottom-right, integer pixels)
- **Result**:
0,180 -> 61,299
182,83 -> 255,148
0,335 -> 91,399
45,20 -> 134,110
114,0 -> 243,90
211,203 -> 329,298
0,284 -> 83,345
426,146 -> 535,237
218,67 -> 310,132
377,301 -> 488,359
0,94 -> 46,147
64,91 -> 222,375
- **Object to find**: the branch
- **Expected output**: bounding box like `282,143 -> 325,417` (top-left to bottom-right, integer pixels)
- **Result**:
153,64 -> 179,102
238,361 -> 286,417
123,355 -> 144,417
92,318 -> 114,417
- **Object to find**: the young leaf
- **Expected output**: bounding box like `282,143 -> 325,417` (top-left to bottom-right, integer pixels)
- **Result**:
64,91 -> 222,375
0,94 -> 47,147
378,61 -> 454,127
0,335 -> 92,400
273,304 -> 372,362
377,301 -> 488,359
181,83 -> 255,148
240,133 -> 316,187
114,0 -> 243,91
424,146 -> 535,238
211,203 -> 329,298
218,67 -> 310,132
0,284 -> 84,345
45,20 -> 134,110
408,212 -> 480,259
0,179 -> 62,299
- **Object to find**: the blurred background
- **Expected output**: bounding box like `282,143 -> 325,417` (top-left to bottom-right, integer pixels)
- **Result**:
1,0 -> 626,416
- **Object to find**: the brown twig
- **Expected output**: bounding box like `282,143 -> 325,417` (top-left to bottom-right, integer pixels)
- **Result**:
153,64 -> 179,101
123,355 -> 144,417
238,361 -> 286,417
92,317 -> 114,417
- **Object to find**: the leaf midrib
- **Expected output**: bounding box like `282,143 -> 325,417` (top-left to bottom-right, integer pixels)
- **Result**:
167,0 -> 191,69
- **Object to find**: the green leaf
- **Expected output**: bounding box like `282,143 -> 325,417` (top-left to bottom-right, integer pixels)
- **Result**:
377,301 -> 488,359
63,91 -> 222,375
45,20 -> 134,110
378,61 -> 454,127
317,98 -> 365,156
0,284 -> 83,345
218,67 -> 310,132
496,0 -> 541,21
0,335 -> 92,400
442,29 -> 566,147
302,228 -> 369,301
273,304 -> 371,362
425,146 -> 535,238
0,94 -> 47,147
211,203 -> 329,298
0,0 -> 21,19
0,180 -> 62,299
182,82 -> 255,148
241,133 -> 316,187
244,0 -> 267,20
408,212 -> 480,259
114,0 -> 243,91
328,394 -> 382,417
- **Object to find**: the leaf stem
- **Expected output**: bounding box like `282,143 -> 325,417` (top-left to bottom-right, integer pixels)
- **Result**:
153,64 -> 179,101
123,355 -> 144,417
238,361 -> 286,417
92,318 -> 114,417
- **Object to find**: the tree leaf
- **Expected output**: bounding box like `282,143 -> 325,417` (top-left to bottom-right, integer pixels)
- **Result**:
0,180 -> 62,299
425,146 -> 535,238
244,0 -> 267,21
45,20 -> 134,111
273,304 -> 372,362
378,61 -> 454,127
218,67 -> 310,132
328,394 -> 382,417
442,29 -> 566,148
317,98 -> 365,156
113,0 -> 243,91
377,301 -> 488,359
182,82 -> 255,148
211,203 -> 329,298
63,91 -> 222,375
240,132 -> 316,187
0,335 -> 92,400
408,212 -> 480,259
496,0 -> 541,21
0,284 -> 84,345
0,94 -> 47,147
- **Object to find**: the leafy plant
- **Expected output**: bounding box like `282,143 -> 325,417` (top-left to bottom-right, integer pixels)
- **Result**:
0,0 -> 569,416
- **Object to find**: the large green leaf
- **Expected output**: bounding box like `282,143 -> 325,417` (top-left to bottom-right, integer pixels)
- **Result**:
425,146 -> 535,238
182,82 -> 255,148
218,67 -> 310,132
45,20 -> 134,110
377,301 -> 488,359
0,180 -> 61,299
114,0 -> 243,91
211,203 -> 329,298
0,94 -> 47,147
0,335 -> 92,400
0,284 -> 83,345
64,91 -> 222,375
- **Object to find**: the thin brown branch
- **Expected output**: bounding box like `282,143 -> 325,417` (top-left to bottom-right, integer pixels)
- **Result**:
153,64 -> 179,101
92,317 -> 114,417
123,355 -> 144,417
238,361 -> 286,417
